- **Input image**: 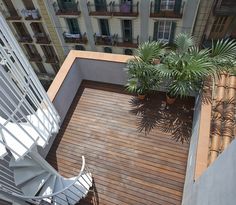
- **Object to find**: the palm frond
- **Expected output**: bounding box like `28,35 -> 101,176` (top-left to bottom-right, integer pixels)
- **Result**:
175,33 -> 194,54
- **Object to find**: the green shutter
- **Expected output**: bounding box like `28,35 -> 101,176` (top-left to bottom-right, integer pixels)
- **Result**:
174,0 -> 182,14
153,21 -> 159,41
154,0 -> 161,13
169,22 -> 176,44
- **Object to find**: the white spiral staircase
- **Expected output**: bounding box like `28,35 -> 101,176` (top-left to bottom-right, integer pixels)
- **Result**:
0,15 -> 93,205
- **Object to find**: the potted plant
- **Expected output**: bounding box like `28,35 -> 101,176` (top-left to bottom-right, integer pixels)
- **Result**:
125,41 -> 166,98
155,33 -> 236,104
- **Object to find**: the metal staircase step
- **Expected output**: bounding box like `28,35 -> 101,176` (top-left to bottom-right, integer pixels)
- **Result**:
62,173 -> 92,204
20,172 -> 51,196
9,157 -> 38,168
14,167 -> 46,186
53,177 -> 69,205
38,175 -> 57,198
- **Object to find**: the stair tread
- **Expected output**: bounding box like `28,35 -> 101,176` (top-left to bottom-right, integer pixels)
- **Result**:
14,167 -> 46,186
21,172 -> 51,196
62,173 -> 93,203
9,157 -> 37,168
53,177 -> 68,205
38,175 -> 57,197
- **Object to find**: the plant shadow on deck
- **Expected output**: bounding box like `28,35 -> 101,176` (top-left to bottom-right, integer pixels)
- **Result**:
129,92 -> 195,143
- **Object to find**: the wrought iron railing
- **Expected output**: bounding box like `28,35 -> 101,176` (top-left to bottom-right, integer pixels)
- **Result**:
63,32 -> 88,44
53,1 -> 80,15
112,1 -> 139,16
150,1 -> 184,18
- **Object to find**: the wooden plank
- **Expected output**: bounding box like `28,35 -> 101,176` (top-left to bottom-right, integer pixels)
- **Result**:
46,80 -> 194,205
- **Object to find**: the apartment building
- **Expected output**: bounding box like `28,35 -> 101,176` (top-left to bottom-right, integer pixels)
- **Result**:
0,0 -> 200,86
0,0 -> 64,89
49,0 -> 199,55
193,0 -> 236,45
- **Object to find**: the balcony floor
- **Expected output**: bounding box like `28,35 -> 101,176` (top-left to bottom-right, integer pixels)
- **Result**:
46,81 -> 195,205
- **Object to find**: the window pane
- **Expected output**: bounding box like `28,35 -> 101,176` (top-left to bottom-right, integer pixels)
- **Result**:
99,19 -> 110,36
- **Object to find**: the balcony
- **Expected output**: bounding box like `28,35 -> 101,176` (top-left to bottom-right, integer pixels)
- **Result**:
43,56 -> 59,64
28,54 -> 42,62
21,9 -> 41,20
150,1 -> 183,18
87,1 -> 113,16
46,51 -> 195,205
63,32 -> 88,44
112,1 -> 139,17
214,0 -> 236,16
53,1 -> 81,16
3,10 -> 21,20
114,35 -> 139,48
17,35 -> 33,43
94,33 -> 115,46
34,33 -> 51,44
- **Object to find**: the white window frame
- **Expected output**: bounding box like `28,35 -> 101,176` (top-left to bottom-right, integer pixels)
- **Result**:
160,0 -> 175,10
156,20 -> 172,42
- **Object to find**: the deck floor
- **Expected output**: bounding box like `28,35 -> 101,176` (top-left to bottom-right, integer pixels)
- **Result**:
46,81 -> 194,205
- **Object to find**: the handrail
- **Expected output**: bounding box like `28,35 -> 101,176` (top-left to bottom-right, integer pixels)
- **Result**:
12,156 -> 87,200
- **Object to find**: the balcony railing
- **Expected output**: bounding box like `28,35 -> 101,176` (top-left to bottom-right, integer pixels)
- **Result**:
2,10 -> 21,20
21,9 -> 41,20
114,35 -> 139,48
28,54 -> 42,62
112,2 -> 139,17
87,1 -> 113,16
150,1 -> 184,18
17,35 -> 33,43
214,0 -> 236,16
94,33 -> 116,46
53,1 -> 81,16
63,32 -> 88,44
34,33 -> 51,44
43,55 -> 59,64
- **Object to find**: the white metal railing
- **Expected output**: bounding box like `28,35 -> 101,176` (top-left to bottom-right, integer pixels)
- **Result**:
10,156 -> 92,205
0,14 -> 60,161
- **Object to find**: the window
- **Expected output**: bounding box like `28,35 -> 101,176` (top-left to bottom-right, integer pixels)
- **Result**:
211,17 -> 228,33
122,20 -> 132,42
51,63 -> 60,74
95,0 -> 107,11
160,0 -> 175,10
41,45 -> 58,61
24,44 -> 40,57
104,47 -> 112,53
124,49 -> 133,55
22,0 -> 35,10
66,18 -> 80,34
75,45 -> 85,50
99,19 -> 110,36
155,21 -> 172,42
35,62 -> 47,74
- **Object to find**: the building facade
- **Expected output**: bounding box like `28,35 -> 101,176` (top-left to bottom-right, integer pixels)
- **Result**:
0,0 -> 201,88
193,0 -> 236,45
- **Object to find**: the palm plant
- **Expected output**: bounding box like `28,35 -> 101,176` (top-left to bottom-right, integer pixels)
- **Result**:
125,41 -> 166,95
155,33 -> 236,99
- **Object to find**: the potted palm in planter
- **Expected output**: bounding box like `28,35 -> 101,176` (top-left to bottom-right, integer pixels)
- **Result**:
155,33 -> 236,104
125,41 -> 166,99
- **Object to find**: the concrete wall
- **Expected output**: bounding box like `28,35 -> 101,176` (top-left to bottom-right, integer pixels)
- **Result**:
50,58 -> 127,125
183,95 -> 236,205
182,94 -> 202,205
78,59 -> 127,85
184,140 -> 236,205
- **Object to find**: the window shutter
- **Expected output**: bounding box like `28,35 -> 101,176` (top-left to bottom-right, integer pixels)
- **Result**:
153,21 -> 159,41
154,0 -> 161,13
174,0 -> 182,13
169,22 -> 176,44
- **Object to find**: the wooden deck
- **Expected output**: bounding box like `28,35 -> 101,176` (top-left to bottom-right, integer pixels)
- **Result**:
46,81 -> 195,205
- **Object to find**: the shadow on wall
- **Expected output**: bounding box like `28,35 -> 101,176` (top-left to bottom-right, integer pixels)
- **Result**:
129,92 -> 195,143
